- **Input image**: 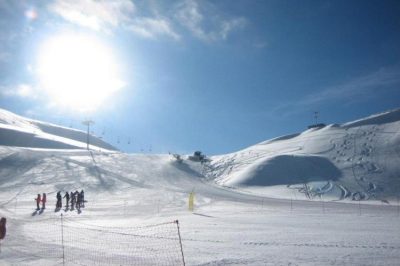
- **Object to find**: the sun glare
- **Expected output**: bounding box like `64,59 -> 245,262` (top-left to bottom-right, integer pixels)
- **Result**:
37,34 -> 124,112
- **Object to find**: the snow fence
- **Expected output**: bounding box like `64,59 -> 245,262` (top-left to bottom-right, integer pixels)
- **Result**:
3,215 -> 186,265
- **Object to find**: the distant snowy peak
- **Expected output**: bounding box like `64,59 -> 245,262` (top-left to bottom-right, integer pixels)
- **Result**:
258,108 -> 400,146
0,108 -> 117,151
342,108 -> 400,128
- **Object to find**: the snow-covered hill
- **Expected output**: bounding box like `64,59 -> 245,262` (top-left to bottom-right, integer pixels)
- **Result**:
0,108 -> 117,151
206,109 -> 400,202
1,107 -> 399,202
0,108 -> 400,265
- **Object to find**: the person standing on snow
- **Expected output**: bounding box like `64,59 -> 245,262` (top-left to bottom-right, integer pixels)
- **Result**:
0,217 -> 6,240
75,190 -> 80,209
56,192 -> 62,208
63,191 -> 70,208
42,193 -> 46,209
70,191 -> 75,210
80,190 -> 85,208
35,194 -> 41,210
76,192 -> 82,209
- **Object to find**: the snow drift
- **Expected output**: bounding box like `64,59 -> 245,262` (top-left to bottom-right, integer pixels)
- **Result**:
224,154 -> 341,186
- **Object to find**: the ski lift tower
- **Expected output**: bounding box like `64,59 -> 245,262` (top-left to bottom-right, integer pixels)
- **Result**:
82,120 -> 95,150
313,111 -> 319,126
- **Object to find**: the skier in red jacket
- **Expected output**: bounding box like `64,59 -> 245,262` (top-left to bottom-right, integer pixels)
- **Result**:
35,194 -> 41,210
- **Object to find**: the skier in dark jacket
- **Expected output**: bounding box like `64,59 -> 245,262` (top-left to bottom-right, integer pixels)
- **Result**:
70,191 -> 75,210
35,194 -> 41,210
0,217 -> 6,240
63,192 -> 70,208
42,193 -> 46,209
80,190 -> 85,208
56,192 -> 62,208
75,190 -> 80,209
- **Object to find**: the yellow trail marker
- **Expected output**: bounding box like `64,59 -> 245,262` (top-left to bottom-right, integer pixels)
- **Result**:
188,192 -> 194,212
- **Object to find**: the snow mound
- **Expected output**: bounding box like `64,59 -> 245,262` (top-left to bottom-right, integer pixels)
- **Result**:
222,155 -> 341,187
207,108 -> 400,201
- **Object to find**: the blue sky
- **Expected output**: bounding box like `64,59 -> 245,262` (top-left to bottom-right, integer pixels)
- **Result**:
0,0 -> 400,155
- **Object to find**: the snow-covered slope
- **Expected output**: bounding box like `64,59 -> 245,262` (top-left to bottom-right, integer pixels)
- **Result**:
1,107 -> 399,202
206,109 -> 400,202
1,108 -> 400,265
0,109 -> 117,151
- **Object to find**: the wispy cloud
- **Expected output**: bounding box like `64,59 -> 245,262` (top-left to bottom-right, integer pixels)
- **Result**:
127,17 -> 180,41
1,84 -> 38,99
48,0 -> 135,32
272,67 -> 400,116
220,18 -> 247,40
48,0 -> 180,41
175,0 -> 247,42
48,0 -> 247,43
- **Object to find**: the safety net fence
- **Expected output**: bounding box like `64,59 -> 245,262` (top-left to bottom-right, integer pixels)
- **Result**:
1,215 -> 185,266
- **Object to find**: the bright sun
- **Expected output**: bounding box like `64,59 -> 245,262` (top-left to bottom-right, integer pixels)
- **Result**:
37,34 -> 124,112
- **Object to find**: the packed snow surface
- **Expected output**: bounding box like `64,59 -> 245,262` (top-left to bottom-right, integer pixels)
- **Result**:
0,108 -> 399,265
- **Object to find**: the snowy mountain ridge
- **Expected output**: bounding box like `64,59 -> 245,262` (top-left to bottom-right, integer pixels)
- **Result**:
0,108 -> 117,151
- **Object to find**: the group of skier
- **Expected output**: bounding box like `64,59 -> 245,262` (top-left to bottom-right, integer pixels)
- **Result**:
35,190 -> 85,211
34,193 -> 47,210
56,190 -> 85,210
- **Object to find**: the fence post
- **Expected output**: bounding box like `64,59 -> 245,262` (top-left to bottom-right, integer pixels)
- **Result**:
175,220 -> 186,266
61,214 -> 65,266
